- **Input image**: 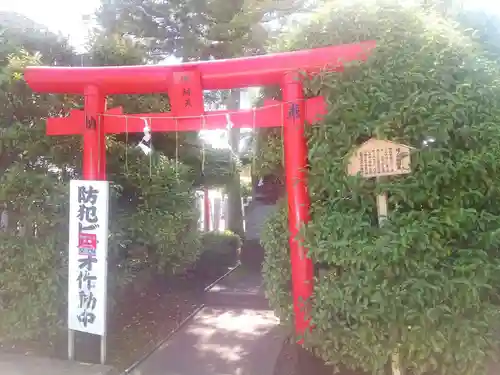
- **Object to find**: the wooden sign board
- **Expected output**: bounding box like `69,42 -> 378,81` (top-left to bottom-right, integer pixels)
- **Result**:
347,138 -> 413,178
169,70 -> 205,117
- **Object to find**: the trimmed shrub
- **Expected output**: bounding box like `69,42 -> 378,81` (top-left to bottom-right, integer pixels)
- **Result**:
261,200 -> 292,325
0,21 -> 201,342
0,166 -> 68,340
198,230 -> 242,270
109,146 -> 202,275
261,1 -> 500,374
0,151 -> 201,340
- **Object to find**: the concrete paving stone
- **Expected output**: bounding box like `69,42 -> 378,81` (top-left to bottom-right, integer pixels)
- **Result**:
131,307 -> 285,375
0,353 -> 117,375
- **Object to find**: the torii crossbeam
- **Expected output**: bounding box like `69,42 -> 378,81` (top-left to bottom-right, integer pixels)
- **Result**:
24,40 -> 376,341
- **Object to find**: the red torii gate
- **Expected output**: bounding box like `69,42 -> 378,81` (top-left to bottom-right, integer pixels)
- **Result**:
24,41 -> 375,340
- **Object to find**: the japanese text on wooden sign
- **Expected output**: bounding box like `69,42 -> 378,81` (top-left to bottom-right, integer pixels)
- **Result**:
347,139 -> 412,178
170,70 -> 204,117
68,180 -> 109,336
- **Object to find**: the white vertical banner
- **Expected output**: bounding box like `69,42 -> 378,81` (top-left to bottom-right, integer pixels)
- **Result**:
68,180 -> 109,336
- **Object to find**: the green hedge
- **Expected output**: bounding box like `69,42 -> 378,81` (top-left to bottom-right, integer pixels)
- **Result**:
261,1 -> 500,375
0,152 -> 201,341
198,230 -> 242,269
0,166 -> 68,340
109,144 -> 202,275
201,230 -> 241,254
261,200 -> 293,325
0,35 -> 201,341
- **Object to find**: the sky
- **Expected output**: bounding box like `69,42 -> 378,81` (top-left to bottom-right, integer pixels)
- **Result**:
0,0 -> 499,59
3,0 -> 499,52
0,0 -> 100,51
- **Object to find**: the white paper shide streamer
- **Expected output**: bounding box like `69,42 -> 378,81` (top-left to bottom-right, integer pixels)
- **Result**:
138,118 -> 153,155
225,113 -> 233,131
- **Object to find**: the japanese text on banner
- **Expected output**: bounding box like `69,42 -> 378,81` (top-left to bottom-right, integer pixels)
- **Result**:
68,180 -> 109,336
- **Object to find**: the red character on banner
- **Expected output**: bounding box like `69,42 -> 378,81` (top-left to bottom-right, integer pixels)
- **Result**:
78,232 -> 97,256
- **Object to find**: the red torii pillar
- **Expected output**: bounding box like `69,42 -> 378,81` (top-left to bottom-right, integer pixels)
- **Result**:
24,41 -> 375,340
83,85 -> 107,180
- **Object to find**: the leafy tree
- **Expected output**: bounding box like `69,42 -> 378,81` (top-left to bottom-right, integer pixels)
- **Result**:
96,0 -> 311,61
95,0 -> 315,238
86,30 -> 236,190
0,12 -> 201,341
0,11 -> 79,340
84,33 -> 203,272
455,9 -> 500,59
417,0 -> 500,60
261,1 -> 500,374
86,32 -> 202,176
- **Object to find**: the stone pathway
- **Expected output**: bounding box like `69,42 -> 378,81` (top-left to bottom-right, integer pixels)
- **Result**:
130,266 -> 285,375
1,266 -> 284,375
0,353 -> 116,375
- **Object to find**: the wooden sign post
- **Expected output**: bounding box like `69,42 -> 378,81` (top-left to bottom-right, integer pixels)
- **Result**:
348,138 -> 413,224
347,138 -> 414,375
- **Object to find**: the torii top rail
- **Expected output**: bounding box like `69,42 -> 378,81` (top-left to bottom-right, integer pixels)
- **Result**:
25,42 -> 374,93
24,40 -> 376,341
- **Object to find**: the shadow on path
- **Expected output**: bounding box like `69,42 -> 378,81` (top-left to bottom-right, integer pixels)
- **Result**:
130,267 -> 285,375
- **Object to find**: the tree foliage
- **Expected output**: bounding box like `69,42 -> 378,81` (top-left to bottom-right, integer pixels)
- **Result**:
86,31 -> 228,186
96,0 -> 312,60
79,33 -> 205,275
95,0 -> 317,238
455,8 -> 500,60
261,1 -> 500,374
0,12 -> 201,341
107,140 -> 201,274
0,11 -> 79,340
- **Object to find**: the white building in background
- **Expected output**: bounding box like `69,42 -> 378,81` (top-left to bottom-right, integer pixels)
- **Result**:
195,189 -> 227,232
196,188 -> 249,233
